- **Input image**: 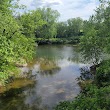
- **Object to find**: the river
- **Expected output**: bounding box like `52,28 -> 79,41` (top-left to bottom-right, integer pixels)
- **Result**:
0,45 -> 87,110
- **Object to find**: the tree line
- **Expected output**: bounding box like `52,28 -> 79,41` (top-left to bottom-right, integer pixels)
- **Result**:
17,7 -> 84,44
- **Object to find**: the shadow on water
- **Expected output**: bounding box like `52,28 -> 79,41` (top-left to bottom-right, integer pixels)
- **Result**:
0,45 -> 87,110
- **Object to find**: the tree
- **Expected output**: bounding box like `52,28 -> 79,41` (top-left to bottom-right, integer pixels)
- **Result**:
80,0 -> 110,65
67,17 -> 83,37
96,0 -> 110,53
56,22 -> 68,38
80,17 -> 104,65
0,0 -> 13,13
35,7 -> 60,40
0,0 -> 35,85
17,10 -> 46,38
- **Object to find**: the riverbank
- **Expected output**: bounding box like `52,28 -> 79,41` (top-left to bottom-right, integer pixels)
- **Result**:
36,37 -> 80,45
0,78 -> 35,95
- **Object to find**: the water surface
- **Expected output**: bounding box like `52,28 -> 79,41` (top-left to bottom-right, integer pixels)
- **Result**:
0,45 -> 86,110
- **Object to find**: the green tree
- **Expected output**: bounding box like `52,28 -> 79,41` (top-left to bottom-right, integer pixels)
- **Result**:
0,0 -> 13,13
35,7 -> 60,40
80,17 -> 104,65
56,22 -> 67,38
0,0 -> 35,85
17,10 -> 45,38
67,17 -> 83,37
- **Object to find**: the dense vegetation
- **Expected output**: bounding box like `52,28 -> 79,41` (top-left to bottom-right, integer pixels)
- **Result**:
0,0 -> 44,85
36,17 -> 83,44
55,0 -> 110,110
0,0 -> 29,85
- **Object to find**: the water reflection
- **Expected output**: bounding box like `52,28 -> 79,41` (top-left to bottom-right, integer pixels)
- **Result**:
0,45 -> 86,110
36,45 -> 81,62
0,83 -> 48,110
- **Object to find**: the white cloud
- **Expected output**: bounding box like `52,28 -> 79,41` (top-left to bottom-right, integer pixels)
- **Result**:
53,0 -> 98,21
19,0 -> 33,7
31,0 -> 62,7
19,0 -> 99,21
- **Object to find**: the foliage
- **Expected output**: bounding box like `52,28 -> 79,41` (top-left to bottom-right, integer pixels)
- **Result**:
56,22 -> 68,38
55,85 -> 110,110
56,18 -> 83,42
79,0 -> 110,65
67,17 -> 83,36
35,8 -> 60,40
0,0 -> 13,13
0,0 -> 35,85
80,16 -> 106,65
56,17 -> 83,44
17,10 -> 46,38
96,60 -> 110,87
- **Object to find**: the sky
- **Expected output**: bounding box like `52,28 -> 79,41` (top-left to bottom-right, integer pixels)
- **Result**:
19,0 -> 99,21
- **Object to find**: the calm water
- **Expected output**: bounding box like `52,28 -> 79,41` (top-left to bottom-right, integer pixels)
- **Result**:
0,45 -> 87,110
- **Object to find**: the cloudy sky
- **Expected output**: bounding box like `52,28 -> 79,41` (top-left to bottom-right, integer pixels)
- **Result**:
19,0 -> 99,21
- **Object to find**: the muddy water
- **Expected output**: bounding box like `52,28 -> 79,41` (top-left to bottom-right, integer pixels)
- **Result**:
0,45 -> 86,110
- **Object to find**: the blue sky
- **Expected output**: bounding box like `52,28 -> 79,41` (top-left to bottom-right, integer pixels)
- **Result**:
19,0 -> 99,21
